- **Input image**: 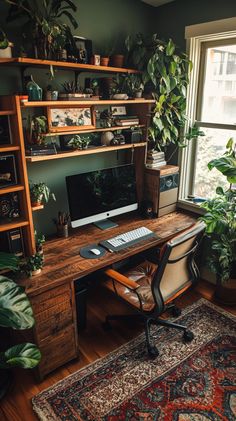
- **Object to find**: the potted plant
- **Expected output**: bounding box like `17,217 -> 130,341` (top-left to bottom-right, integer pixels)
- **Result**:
4,0 -> 78,60
0,27 -> 13,58
25,252 -> 44,276
35,231 -> 45,256
0,252 -> 41,399
30,182 -> 56,206
27,115 -> 48,145
59,81 -> 84,100
126,34 -> 191,151
125,74 -> 144,98
67,134 -> 90,150
111,74 -> 129,99
200,138 -> 236,305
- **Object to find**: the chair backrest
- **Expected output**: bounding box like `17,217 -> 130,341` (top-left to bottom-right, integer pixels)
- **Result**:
152,221 -> 205,310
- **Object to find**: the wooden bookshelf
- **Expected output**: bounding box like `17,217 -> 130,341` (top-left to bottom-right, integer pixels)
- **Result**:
0,110 -> 15,115
0,57 -> 140,74
26,142 -> 147,162
0,145 -> 20,152
0,218 -> 29,232
32,204 -> 44,211
21,99 -> 155,108
0,184 -> 24,195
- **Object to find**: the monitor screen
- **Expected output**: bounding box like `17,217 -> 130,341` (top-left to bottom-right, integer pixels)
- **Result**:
66,164 -> 138,228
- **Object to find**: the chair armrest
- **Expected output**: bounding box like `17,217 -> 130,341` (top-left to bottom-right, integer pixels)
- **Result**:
104,268 -> 139,290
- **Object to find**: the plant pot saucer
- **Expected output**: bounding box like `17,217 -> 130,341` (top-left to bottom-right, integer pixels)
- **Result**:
32,269 -> 42,276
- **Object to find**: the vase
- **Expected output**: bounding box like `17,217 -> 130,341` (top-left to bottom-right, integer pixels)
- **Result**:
57,224 -> 69,238
110,54 -> 124,68
100,57 -> 109,66
26,75 -> 42,101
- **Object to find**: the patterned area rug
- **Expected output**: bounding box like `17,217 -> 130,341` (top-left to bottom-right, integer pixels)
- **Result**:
32,299 -> 236,420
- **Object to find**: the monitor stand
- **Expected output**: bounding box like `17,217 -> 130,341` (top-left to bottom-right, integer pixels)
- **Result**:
93,219 -> 118,230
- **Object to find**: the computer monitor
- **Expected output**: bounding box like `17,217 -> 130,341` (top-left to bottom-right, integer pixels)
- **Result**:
66,164 -> 138,229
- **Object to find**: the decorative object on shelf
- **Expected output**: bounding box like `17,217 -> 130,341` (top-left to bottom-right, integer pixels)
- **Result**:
5,0 -> 78,60
45,87 -> 58,101
0,115 -> 12,145
91,54 -> 100,66
73,36 -> 93,64
0,192 -> 20,221
47,106 -> 95,132
25,143 -> 57,156
126,34 -> 192,151
100,57 -> 109,66
26,75 -> 42,101
0,27 -> 13,58
53,211 -> 70,238
0,228 -> 25,257
140,200 -> 154,218
101,131 -> 114,146
0,252 -> 41,399
125,74 -> 144,98
67,134 -> 90,150
110,54 -> 124,68
123,127 -> 143,144
111,74 -> 129,99
146,150 -> 166,168
59,81 -> 87,100
30,182 -> 56,207
114,115 -> 139,127
19,95 -> 28,105
27,115 -> 47,145
99,108 -> 115,128
200,138 -> 236,305
25,252 -> 44,276
111,132 -> 125,146
0,154 -> 17,188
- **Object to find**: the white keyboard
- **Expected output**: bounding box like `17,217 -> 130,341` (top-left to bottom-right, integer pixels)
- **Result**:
105,226 -> 155,249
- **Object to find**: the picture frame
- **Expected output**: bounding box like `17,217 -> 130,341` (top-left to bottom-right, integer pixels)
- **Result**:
0,115 -> 12,145
47,106 -> 96,132
111,106 -> 127,116
73,36 -> 93,64
0,154 -> 17,188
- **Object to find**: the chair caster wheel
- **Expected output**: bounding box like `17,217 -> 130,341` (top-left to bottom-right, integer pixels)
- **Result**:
183,330 -> 194,342
102,321 -> 112,331
147,346 -> 159,358
172,306 -> 182,317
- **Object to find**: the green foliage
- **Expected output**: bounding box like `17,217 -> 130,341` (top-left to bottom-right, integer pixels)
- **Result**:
30,182 -> 56,204
200,140 -> 236,283
68,135 -> 90,150
29,115 -> 48,144
0,252 -> 19,271
126,34 -> 192,151
25,253 -> 44,276
0,343 -> 41,369
207,138 -> 236,184
4,0 -> 78,59
0,28 -> 9,49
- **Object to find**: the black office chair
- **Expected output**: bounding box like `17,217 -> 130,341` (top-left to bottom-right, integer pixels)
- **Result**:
102,221 -> 205,357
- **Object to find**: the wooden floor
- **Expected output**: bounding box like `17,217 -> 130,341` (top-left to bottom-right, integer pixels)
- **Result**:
0,280 -> 235,421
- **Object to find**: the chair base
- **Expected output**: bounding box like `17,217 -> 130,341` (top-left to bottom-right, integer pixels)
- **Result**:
103,307 -> 194,358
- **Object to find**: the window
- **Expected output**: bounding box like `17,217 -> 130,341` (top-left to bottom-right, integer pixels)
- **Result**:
179,20 -> 236,208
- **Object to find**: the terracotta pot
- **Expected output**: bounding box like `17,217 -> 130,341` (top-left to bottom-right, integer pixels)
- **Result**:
100,57 -> 109,66
31,200 -> 42,207
214,278 -> 236,306
111,54 -> 124,68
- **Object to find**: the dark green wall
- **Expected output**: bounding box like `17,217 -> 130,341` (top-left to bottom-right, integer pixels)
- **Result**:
154,0 -> 236,49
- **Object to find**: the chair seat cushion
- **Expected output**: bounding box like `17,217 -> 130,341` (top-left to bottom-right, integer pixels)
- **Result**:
103,261 -> 158,311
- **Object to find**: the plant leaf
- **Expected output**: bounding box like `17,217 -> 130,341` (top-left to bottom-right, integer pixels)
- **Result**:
0,343 -> 41,369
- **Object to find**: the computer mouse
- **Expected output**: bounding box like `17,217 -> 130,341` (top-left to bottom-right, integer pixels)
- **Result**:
90,248 -> 101,256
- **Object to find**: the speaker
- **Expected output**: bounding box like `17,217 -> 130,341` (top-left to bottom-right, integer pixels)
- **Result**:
144,166 -> 179,217
0,228 -> 25,257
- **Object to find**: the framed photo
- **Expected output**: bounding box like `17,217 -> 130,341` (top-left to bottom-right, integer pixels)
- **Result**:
0,115 -> 12,145
0,154 -> 17,188
111,106 -> 127,116
47,106 -> 96,132
73,36 -> 93,64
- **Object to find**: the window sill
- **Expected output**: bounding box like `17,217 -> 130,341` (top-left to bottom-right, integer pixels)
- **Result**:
177,199 -> 205,215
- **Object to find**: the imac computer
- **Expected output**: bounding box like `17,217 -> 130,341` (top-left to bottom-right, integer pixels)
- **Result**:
66,164 -> 138,229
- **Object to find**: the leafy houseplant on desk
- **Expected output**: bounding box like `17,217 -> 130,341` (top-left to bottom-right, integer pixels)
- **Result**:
0,252 -> 41,399
200,139 -> 236,305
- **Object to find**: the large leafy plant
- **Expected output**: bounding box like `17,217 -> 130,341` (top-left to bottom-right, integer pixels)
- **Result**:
200,139 -> 236,283
4,0 -> 78,59
0,252 -> 41,397
126,34 -> 192,151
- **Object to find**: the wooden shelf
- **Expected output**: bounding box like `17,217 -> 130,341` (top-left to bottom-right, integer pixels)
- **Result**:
0,110 -> 15,115
25,142 -> 147,162
21,99 -> 155,108
0,218 -> 29,232
0,184 -> 24,195
0,57 -> 140,74
0,145 -> 20,153
45,124 -> 145,137
32,204 -> 44,211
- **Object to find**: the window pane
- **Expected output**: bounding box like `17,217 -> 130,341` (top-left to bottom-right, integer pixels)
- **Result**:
193,128 -> 235,198
201,44 -> 236,124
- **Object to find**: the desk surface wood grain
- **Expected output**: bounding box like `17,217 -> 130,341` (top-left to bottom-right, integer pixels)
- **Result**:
20,211 -> 197,296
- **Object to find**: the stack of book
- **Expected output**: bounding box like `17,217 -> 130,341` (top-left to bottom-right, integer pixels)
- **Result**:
146,150 -> 167,168
114,115 -> 139,126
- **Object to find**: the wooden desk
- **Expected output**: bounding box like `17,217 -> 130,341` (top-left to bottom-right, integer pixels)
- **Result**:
19,211 -> 197,379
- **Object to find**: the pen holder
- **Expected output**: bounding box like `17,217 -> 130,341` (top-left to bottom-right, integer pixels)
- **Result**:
56,224 -> 69,238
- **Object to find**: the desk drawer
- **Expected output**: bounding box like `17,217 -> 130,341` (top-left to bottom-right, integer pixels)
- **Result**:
38,325 -> 77,377
36,306 -> 73,342
32,284 -> 71,314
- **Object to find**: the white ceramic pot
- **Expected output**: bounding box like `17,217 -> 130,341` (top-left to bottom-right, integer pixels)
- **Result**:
0,43 -> 13,58
112,93 -> 128,100
101,131 -> 114,146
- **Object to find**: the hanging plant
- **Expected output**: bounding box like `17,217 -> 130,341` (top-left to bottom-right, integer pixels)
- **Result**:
126,34 -> 192,151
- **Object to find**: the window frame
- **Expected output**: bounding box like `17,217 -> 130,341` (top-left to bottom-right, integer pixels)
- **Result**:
178,21 -> 236,213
